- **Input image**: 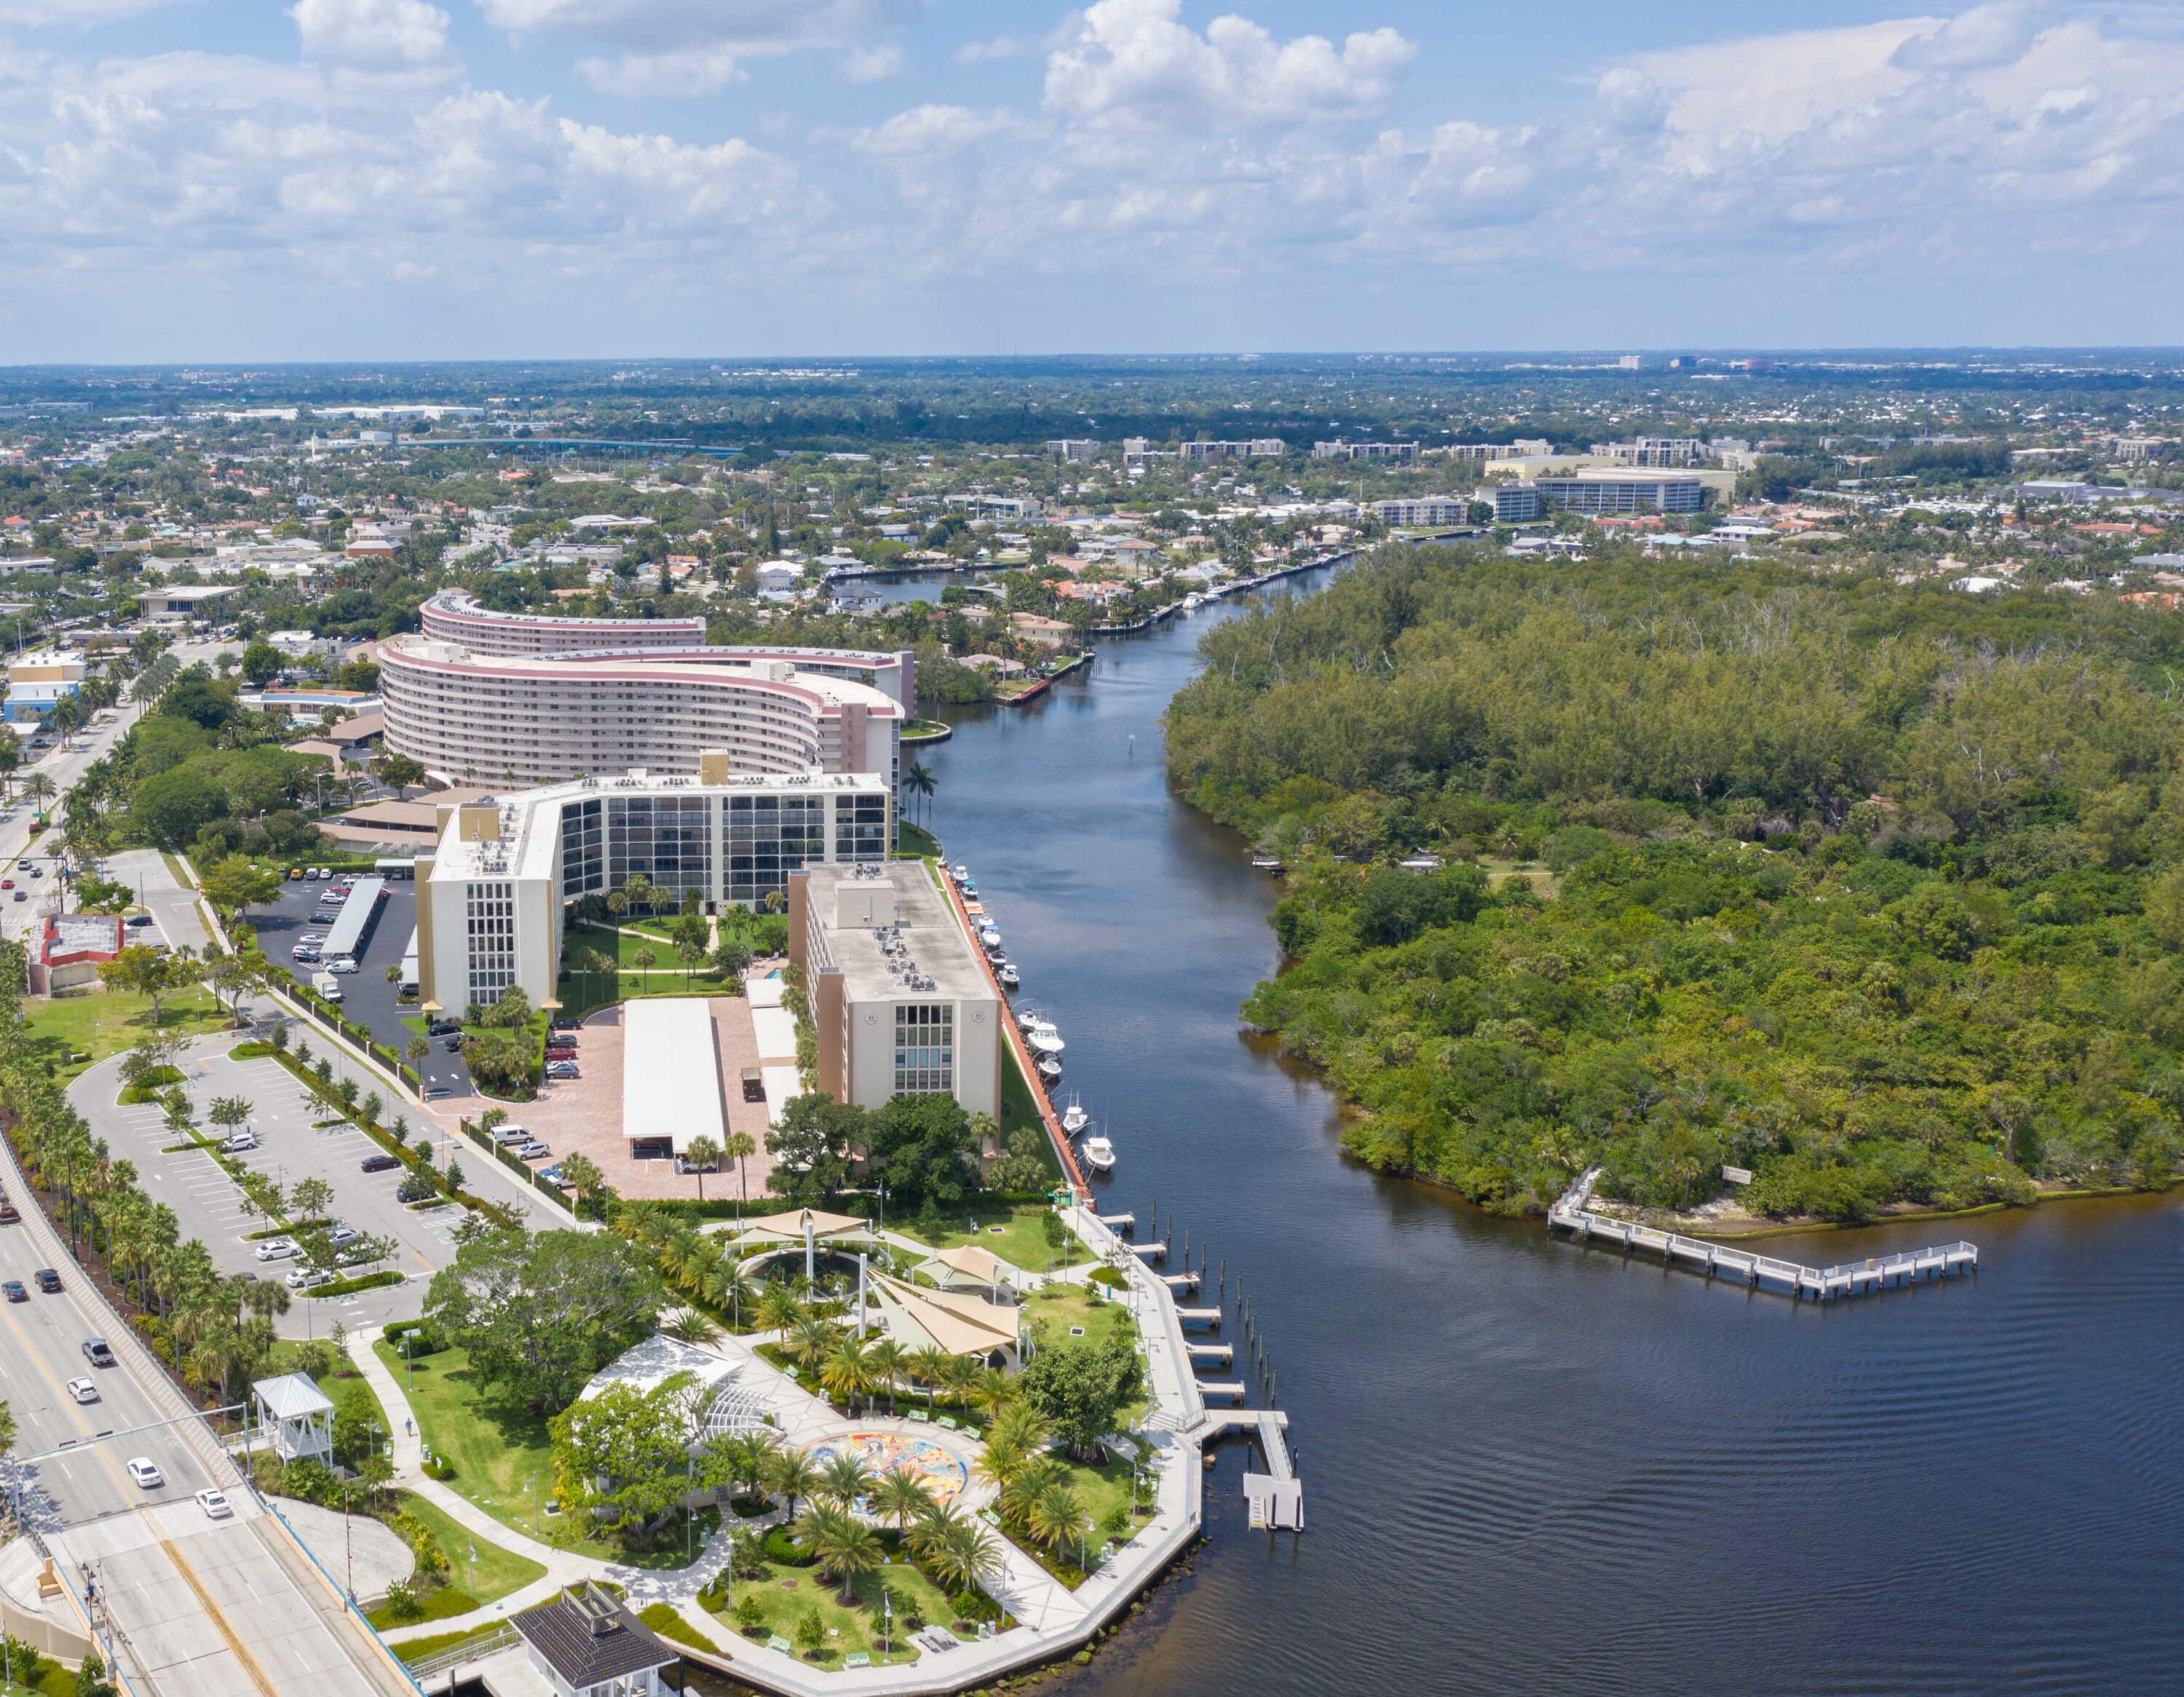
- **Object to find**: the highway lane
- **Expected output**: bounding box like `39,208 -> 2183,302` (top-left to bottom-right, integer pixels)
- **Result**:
0,1142 -> 411,1697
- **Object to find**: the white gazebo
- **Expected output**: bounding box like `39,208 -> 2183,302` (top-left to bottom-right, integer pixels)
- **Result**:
252,1372 -> 335,1464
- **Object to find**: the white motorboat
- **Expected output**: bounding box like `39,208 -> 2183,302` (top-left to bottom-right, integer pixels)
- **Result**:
980,925 -> 1003,951
951,863 -> 970,884
997,962 -> 1020,990
1024,1019 -> 1065,1055
1080,1134 -> 1117,1174
1037,1053 -> 1064,1082
1061,1093 -> 1088,1135
1016,1005 -> 1047,1031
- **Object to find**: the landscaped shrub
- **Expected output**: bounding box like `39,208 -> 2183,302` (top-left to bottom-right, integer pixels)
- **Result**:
760,1526 -> 818,1567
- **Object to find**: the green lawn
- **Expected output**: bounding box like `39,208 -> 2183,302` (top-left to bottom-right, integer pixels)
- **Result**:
900,1204 -> 1086,1276
373,1339 -> 709,1570
1018,1280 -> 1132,1351
711,1541 -> 964,1670
571,922 -> 704,971
23,985 -> 226,1079
638,1602 -> 722,1654
364,1490 -> 548,1626
997,1045 -> 1064,1182
894,820 -> 941,858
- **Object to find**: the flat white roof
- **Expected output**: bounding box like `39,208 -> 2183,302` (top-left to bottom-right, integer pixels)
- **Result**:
623,999 -> 726,1156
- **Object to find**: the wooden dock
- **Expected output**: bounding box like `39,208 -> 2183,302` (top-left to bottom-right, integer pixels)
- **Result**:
1175,1305 -> 1222,1327
1131,1240 -> 1168,1262
1197,1381 -> 1246,1403
1548,1170 -> 1978,1302
1162,1270 -> 1200,1291
1187,1342 -> 1233,1364
1096,1211 -> 1135,1234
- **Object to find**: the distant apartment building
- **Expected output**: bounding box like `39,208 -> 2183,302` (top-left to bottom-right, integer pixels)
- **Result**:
2111,436 -> 2167,462
1492,484 -> 1547,523
1372,497 -> 1470,526
1591,437 -> 1706,467
1449,440 -> 1551,462
1177,439 -> 1285,462
1312,440 -> 1420,464
1497,470 -> 1706,520
1045,439 -> 1101,462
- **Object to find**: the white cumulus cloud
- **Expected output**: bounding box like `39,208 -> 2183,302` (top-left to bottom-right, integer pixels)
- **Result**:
1044,0 -> 1415,130
291,0 -> 454,72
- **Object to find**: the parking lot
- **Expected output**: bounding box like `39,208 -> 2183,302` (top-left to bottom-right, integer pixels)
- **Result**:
250,870 -> 477,1101
78,1035 -> 559,1332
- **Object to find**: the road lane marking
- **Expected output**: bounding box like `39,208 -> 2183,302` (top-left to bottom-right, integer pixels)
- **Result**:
157,1531 -> 281,1697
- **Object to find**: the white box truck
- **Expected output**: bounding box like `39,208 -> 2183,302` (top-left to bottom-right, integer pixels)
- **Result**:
311,970 -> 343,1002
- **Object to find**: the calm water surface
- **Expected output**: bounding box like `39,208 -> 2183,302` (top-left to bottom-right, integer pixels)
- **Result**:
906,571 -> 2184,1697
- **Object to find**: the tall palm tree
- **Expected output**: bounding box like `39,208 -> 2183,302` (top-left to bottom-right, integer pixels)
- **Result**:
810,1509 -> 884,1605
817,1449 -> 874,1510
724,1131 -> 756,1224
763,1448 -> 820,1523
909,1345 -> 954,1406
914,1506 -> 1000,1596
971,1367 -> 1014,1422
820,1334 -> 874,1415
787,1313 -> 836,1373
987,1401 -> 1049,1458
866,1338 -> 909,1417
705,1254 -> 754,1332
902,761 -> 936,829
755,1283 -> 802,1337
1029,1478 -> 1092,1565
871,1468 -> 931,1536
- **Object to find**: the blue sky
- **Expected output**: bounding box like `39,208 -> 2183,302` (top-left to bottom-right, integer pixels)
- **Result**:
4,1 -> 2180,360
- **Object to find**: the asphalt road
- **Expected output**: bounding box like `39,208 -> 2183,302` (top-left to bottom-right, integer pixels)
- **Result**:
0,1150 -> 408,1697
251,875 -> 477,1099
73,1035 -> 561,1333
0,637 -> 227,946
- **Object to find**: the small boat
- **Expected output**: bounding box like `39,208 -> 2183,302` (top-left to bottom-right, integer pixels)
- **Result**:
1024,1020 -> 1064,1055
1249,854 -> 1285,875
1037,1053 -> 1064,1082
960,879 -> 978,898
1061,1093 -> 1088,1135
979,925 -> 1002,950
951,863 -> 970,884
997,962 -> 1020,990
1016,1005 -> 1047,1031
1080,1134 -> 1117,1174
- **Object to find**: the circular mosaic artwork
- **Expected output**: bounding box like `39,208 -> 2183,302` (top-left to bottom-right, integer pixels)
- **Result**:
801,1431 -> 970,1503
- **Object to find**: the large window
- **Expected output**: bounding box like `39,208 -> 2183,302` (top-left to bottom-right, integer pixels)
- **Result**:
893,1002 -> 953,1096
834,793 -> 890,864
559,797 -> 603,895
606,794 -> 713,901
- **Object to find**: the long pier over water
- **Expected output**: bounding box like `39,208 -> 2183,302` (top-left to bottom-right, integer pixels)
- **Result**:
1549,1171 -> 1977,1301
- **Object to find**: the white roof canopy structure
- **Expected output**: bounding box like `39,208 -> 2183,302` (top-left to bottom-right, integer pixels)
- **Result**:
622,999 -> 726,1158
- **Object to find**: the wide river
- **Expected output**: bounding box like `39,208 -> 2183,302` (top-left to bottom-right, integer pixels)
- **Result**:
900,568 -> 2184,1697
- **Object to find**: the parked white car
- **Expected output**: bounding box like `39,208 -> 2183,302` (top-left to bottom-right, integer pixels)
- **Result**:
254,1238 -> 298,1262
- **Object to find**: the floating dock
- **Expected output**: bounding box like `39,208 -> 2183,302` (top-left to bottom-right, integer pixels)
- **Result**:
1131,1240 -> 1168,1262
1187,1342 -> 1233,1364
1096,1211 -> 1135,1234
1162,1270 -> 1200,1291
1548,1169 -> 1977,1302
1175,1306 -> 1222,1327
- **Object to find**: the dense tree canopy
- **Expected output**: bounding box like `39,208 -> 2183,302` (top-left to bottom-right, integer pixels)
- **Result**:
1168,550 -> 2184,1222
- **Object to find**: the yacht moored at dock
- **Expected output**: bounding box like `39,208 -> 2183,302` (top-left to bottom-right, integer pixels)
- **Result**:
1081,1132 -> 1117,1173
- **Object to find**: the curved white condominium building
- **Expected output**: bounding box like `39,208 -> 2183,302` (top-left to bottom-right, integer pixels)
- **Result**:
381,592 -> 914,788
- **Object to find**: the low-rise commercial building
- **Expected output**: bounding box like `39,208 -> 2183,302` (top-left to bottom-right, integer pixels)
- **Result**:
623,998 -> 726,1158
416,763 -> 891,1014
4,649 -> 84,721
788,861 -> 1002,1122
136,583 -> 240,623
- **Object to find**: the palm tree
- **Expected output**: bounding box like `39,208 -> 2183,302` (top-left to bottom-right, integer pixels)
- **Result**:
810,1508 -> 884,1605
1029,1477 -> 1091,1565
722,1431 -> 779,1503
971,1367 -> 1014,1422
23,772 -> 55,823
660,1306 -> 721,1345
705,1254 -> 754,1331
987,1401 -> 1049,1458
763,1447 -> 821,1523
723,1130 -> 756,1224
755,1283 -> 802,1337
787,1313 -> 837,1374
974,1436 -> 1026,1495
817,1449 -> 874,1510
684,1133 -> 721,1202
633,944 -> 657,981
678,939 -> 703,987
871,1467 -> 931,1535
909,1345 -> 954,1407
820,1334 -> 874,1414
912,1505 -> 1000,1595
998,1457 -> 1061,1533
866,1338 -> 909,1417
940,1352 -> 980,1409
902,760 -> 936,829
